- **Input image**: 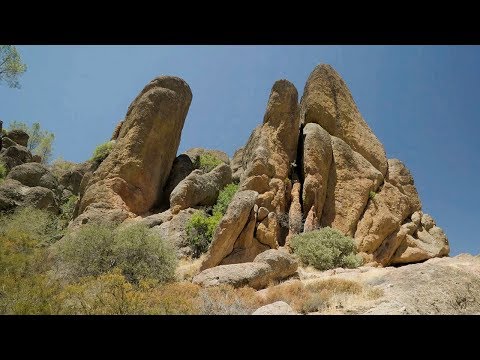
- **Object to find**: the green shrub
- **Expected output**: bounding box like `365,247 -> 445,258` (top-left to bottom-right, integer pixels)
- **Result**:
0,207 -> 59,245
50,157 -> 76,178
369,191 -> 376,200
291,227 -> 363,271
186,211 -> 222,258
0,162 -> 7,183
213,183 -> 238,216
112,224 -> 177,284
91,141 -> 115,163
194,153 -> 222,173
56,223 -> 177,284
60,195 -> 78,225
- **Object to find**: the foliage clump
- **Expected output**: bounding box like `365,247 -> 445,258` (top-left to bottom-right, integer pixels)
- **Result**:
186,184 -> 238,258
91,141 -> 115,163
194,153 -> 223,173
290,227 -> 363,271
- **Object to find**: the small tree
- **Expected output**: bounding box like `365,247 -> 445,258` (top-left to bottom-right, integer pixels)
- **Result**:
0,45 -> 27,89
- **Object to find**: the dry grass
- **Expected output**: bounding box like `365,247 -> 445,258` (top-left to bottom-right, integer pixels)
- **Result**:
199,285 -> 262,315
261,277 -> 385,314
175,257 -> 204,282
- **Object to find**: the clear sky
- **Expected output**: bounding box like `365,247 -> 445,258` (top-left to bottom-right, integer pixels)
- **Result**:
1,45 -> 478,256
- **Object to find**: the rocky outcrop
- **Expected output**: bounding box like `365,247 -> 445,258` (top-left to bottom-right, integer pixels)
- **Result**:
0,179 -> 58,213
302,123 -> 332,227
300,64 -> 387,176
252,301 -> 298,315
0,145 -> 33,170
75,76 -> 192,223
231,147 -> 244,183
6,130 -> 29,148
193,249 -> 298,289
6,163 -> 58,191
321,136 -> 383,236
170,163 -> 232,214
198,64 -> 448,267
200,190 -> 258,270
298,254 -> 480,315
162,154 -> 195,207
389,211 -> 450,265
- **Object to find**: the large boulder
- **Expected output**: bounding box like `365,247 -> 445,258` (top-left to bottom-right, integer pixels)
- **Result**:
6,129 -> 29,147
231,147 -> 245,183
0,179 -> 58,213
200,190 -> 258,270
0,145 -> 33,170
6,162 -> 58,191
240,80 -> 300,216
193,249 -> 298,289
162,154 -> 195,207
169,163 -> 232,214
355,159 -> 421,254
301,123 -> 332,227
390,212 -> 449,265
152,208 -> 200,257
321,136 -> 383,236
76,76 -> 192,221
252,301 -> 298,315
300,64 -> 387,176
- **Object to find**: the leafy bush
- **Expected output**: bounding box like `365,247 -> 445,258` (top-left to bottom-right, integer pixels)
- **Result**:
60,195 -> 78,223
186,184 -> 238,258
186,211 -> 222,258
290,227 -> 363,271
91,140 -> 115,163
194,153 -> 222,173
0,162 -> 7,182
112,224 -> 177,284
369,191 -> 376,200
213,183 -> 238,215
0,207 -> 59,247
56,223 -> 177,284
50,157 -> 77,178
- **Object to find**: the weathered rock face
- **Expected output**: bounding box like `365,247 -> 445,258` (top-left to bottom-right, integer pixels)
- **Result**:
162,154 -> 195,207
6,163 -> 58,191
0,145 -> 33,170
321,136 -> 383,236
201,190 -> 258,270
194,249 -> 298,289
0,179 -> 58,213
302,123 -> 332,226
240,80 -> 300,215
300,64 -> 387,176
231,147 -> 244,183
170,163 -> 232,214
76,76 -> 192,222
6,130 -> 29,148
356,159 -> 421,254
205,63 -> 448,267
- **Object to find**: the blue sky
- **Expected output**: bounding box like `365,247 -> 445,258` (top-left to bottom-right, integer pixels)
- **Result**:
1,45 -> 478,256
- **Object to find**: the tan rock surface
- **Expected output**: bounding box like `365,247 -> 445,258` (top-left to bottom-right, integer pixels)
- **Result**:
77,76 -> 192,219
300,64 -> 387,175
169,163 -> 232,214
200,190 -> 258,270
302,122 -> 332,222
321,136 -> 383,236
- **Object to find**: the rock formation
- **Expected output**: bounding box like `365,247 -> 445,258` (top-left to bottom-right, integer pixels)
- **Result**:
201,64 -> 449,268
74,76 -> 192,225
